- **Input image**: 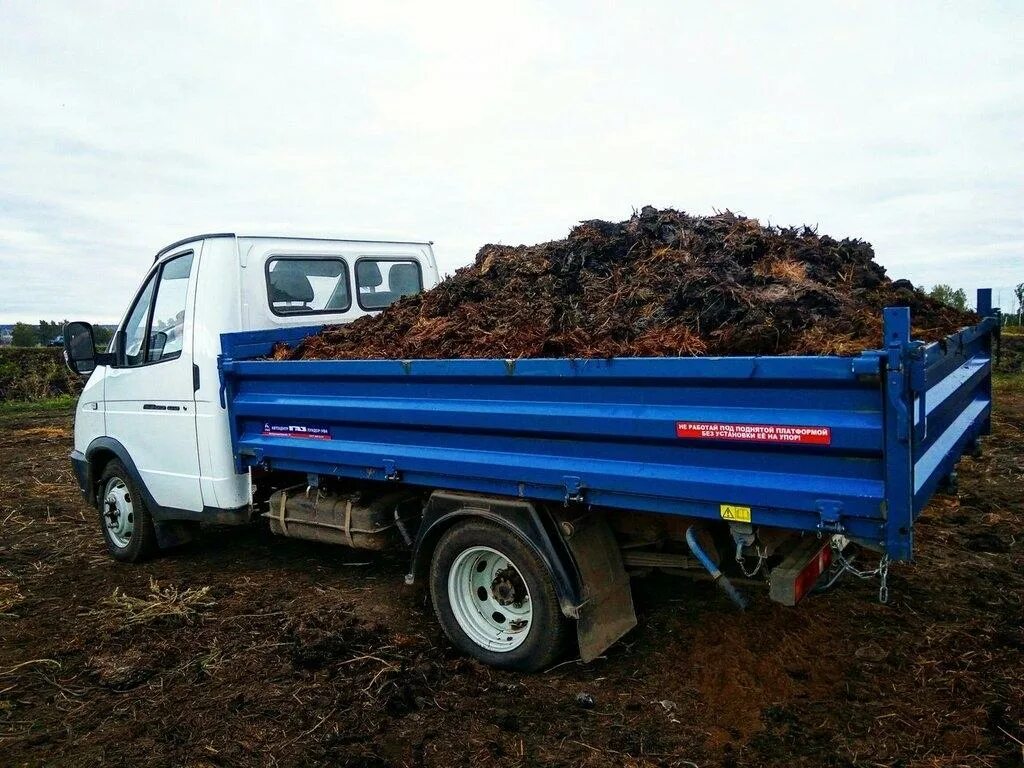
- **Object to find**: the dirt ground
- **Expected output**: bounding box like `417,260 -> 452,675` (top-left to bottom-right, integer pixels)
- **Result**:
1,376 -> 1021,767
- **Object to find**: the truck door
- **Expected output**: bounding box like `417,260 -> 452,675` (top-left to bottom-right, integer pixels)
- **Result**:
103,245 -> 204,513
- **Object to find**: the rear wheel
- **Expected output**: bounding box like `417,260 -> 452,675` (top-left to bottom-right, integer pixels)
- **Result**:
429,518 -> 571,672
97,460 -> 158,562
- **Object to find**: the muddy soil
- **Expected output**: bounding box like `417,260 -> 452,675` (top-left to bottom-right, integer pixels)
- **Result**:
285,207 -> 975,361
1,383 -> 1021,767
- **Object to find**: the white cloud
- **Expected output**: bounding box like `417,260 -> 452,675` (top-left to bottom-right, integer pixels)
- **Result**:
1,0 -> 1022,322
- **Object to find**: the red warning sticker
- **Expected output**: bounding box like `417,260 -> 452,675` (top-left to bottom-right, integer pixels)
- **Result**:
675,421 -> 831,445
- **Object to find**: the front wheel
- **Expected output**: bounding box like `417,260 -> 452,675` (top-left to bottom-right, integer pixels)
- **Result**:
97,460 -> 158,562
429,519 -> 571,672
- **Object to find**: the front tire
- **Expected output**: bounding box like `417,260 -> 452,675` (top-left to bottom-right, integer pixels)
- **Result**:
97,460 -> 158,562
429,518 -> 571,672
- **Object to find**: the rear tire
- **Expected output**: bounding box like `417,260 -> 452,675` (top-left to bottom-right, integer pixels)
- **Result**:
97,460 -> 158,563
429,518 -> 571,672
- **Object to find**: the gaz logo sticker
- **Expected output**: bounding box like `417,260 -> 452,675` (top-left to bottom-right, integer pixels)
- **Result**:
262,422 -> 331,440
720,504 -> 752,523
676,421 -> 831,445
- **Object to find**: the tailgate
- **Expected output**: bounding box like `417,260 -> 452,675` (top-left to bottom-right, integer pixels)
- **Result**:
881,294 -> 997,560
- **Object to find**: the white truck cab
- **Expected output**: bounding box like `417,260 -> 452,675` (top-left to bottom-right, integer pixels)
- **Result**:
66,233 -> 439,559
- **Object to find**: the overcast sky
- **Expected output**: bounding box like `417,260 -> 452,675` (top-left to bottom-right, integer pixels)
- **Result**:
1,1 -> 1022,324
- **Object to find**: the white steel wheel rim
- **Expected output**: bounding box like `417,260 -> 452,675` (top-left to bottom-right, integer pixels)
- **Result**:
447,545 -> 533,653
102,477 -> 134,548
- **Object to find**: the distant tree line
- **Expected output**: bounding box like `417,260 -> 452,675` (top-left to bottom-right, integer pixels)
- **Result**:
7,321 -> 114,349
928,283 -> 1024,327
926,285 -> 968,312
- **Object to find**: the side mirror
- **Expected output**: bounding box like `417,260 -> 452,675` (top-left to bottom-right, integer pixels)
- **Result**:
64,322 -> 96,375
63,322 -> 115,376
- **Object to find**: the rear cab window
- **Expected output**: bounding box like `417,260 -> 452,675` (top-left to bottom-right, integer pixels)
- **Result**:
355,258 -> 423,310
266,257 -> 350,316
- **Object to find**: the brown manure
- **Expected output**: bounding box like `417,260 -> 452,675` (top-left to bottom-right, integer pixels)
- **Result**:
281,206 -> 975,361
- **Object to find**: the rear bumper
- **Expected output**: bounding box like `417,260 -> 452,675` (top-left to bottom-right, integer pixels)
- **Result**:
70,450 -> 92,504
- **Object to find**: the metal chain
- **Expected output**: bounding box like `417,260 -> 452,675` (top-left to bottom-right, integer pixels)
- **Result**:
830,540 -> 891,604
735,544 -> 767,578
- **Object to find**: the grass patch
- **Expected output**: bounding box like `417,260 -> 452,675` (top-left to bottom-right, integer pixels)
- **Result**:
0,395 -> 77,421
0,347 -> 82,401
994,372 -> 1024,395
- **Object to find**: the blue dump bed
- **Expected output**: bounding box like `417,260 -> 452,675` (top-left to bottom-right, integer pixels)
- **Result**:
219,298 -> 999,562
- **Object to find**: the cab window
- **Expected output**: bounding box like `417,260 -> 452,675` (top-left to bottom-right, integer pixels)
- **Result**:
119,252 -> 193,367
147,253 -> 193,362
355,259 -> 423,310
122,274 -> 157,366
266,257 -> 350,315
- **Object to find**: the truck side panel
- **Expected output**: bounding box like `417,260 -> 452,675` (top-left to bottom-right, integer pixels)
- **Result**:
220,311 -> 997,561
220,338 -> 892,548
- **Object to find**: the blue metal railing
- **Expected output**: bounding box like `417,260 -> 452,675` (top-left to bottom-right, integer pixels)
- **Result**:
219,300 -> 997,562
880,290 -> 997,560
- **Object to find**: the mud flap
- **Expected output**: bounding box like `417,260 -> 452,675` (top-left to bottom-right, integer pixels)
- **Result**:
153,520 -> 197,550
558,511 -> 637,662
